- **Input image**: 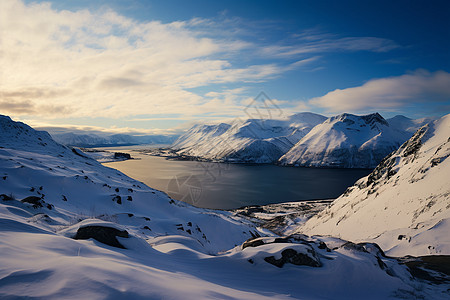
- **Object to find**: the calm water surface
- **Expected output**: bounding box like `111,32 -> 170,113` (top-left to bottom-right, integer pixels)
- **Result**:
103,148 -> 371,210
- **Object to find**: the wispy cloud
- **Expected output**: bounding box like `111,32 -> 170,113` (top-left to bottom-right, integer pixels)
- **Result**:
309,70 -> 450,113
260,28 -> 399,58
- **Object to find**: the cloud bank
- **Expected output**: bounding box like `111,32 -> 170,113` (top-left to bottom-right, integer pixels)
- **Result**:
309,70 -> 450,113
0,0 -> 288,119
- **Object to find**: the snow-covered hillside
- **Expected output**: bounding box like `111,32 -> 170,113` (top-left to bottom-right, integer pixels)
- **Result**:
171,112 -> 327,163
1,114 -> 444,299
279,113 -> 412,168
299,114 -> 450,257
387,115 -> 435,134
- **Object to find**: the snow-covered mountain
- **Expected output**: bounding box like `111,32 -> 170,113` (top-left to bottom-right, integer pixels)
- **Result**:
1,114 -> 442,299
51,132 -> 177,147
279,113 -> 412,168
171,112 -> 327,163
387,115 -> 435,134
299,113 -> 450,257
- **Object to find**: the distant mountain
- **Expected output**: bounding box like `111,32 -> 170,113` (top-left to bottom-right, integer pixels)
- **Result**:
172,112 -> 435,168
279,113 -> 412,168
171,112 -> 327,163
386,115 -> 435,133
299,113 -> 450,256
51,132 -> 178,147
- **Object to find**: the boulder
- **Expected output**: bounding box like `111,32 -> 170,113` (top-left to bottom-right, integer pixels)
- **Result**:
74,225 -> 129,249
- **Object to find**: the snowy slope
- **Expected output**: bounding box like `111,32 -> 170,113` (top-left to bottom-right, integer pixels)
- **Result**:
387,115 -> 436,134
299,114 -> 450,257
0,115 -> 446,299
171,112 -> 326,163
279,113 -> 410,168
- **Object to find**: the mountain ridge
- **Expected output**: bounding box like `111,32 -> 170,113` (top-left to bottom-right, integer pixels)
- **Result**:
298,113 -> 450,256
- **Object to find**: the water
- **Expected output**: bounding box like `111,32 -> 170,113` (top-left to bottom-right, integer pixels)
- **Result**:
102,147 -> 372,210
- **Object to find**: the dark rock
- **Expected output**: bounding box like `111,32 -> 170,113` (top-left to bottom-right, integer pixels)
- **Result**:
143,226 -> 151,231
340,241 -> 368,253
74,225 -> 128,249
114,152 -> 131,160
126,196 -> 133,201
62,195 -> 68,201
115,188 -> 119,193
127,213 -> 133,217
112,195 -> 122,204
242,238 -> 266,249
21,196 -> 43,207
318,241 -> 331,252
0,194 -> 14,201
264,248 -> 321,268
186,229 -> 192,235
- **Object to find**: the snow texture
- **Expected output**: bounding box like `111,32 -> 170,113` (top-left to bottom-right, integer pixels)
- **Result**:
300,114 -> 450,257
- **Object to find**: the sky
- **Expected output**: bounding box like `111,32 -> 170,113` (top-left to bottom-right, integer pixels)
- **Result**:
1,0 -> 449,136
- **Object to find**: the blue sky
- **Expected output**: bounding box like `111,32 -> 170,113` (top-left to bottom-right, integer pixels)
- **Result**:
2,0 -> 449,135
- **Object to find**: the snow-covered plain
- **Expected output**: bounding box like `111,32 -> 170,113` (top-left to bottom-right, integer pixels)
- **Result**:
299,114 -> 450,257
0,114 -> 448,299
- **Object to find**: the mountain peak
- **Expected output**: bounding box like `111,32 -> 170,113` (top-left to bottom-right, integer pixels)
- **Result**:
299,113 -> 450,256
361,112 -> 389,127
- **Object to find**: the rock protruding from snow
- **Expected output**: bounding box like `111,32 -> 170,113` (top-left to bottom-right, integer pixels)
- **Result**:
299,114 -> 450,256
171,113 -> 327,163
279,112 -> 410,168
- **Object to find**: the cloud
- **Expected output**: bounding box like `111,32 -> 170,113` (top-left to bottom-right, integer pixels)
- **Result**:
260,32 -> 399,57
0,0 -> 289,119
309,70 -> 450,113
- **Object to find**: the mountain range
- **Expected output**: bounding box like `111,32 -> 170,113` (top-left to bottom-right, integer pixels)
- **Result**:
171,112 -> 327,163
172,112 -> 433,168
51,132 -> 178,147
